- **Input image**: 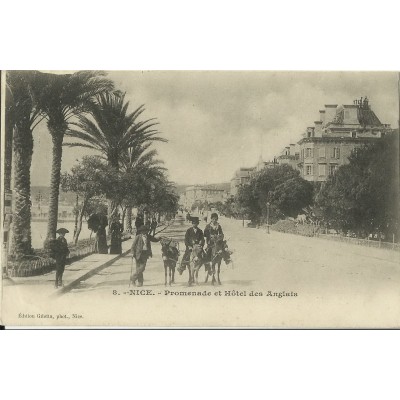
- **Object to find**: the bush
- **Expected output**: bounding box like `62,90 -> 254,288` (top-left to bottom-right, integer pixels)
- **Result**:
6,232 -> 132,277
270,219 -> 319,237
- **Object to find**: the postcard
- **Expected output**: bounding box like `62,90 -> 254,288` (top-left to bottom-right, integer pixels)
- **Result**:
1,70 -> 399,328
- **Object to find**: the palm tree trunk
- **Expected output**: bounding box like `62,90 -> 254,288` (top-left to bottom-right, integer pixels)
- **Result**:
73,198 -> 87,244
4,118 -> 13,191
126,207 -> 132,232
12,122 -> 34,258
73,194 -> 79,239
121,206 -> 127,231
45,129 -> 64,244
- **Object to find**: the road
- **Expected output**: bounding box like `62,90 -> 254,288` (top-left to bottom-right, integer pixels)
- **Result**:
60,214 -> 399,328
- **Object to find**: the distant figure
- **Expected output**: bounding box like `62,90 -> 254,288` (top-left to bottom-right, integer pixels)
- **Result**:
110,213 -> 122,254
51,228 -> 70,288
135,214 -> 144,234
150,216 -> 158,236
88,213 -> 108,254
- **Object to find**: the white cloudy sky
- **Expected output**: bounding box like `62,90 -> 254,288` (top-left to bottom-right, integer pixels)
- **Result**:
31,71 -> 399,186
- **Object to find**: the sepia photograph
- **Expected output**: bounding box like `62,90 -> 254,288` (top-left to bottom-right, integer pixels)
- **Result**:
1,70 -> 399,327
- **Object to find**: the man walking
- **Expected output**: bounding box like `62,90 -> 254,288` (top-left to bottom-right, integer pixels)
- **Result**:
130,225 -> 160,286
52,228 -> 70,288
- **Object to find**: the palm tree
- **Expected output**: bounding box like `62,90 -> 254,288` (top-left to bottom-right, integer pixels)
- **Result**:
64,91 -> 166,216
120,144 -> 166,231
31,71 -> 114,244
6,71 -> 44,258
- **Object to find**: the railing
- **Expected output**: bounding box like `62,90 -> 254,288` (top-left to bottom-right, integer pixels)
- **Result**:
317,233 -> 400,252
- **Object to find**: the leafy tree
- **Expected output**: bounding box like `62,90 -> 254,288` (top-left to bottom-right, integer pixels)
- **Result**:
271,177 -> 313,218
237,165 -> 300,223
60,156 -> 112,243
317,133 -> 399,239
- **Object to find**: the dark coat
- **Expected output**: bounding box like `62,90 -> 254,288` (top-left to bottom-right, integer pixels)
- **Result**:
204,223 -> 224,246
184,227 -> 205,248
52,236 -> 69,265
131,233 -> 160,261
135,216 -> 144,229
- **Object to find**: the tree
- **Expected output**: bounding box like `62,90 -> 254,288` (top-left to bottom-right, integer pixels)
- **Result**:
120,144 -> 165,231
237,165 -> 300,223
271,177 -> 313,218
64,92 -> 166,169
317,133 -> 399,239
6,71 -> 44,257
64,91 -> 166,217
60,156 -> 110,243
32,71 -> 114,244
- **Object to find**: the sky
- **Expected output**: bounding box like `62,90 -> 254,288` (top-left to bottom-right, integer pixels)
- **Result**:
30,71 -> 399,186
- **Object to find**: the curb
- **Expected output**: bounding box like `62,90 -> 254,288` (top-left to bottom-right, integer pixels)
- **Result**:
52,248 -> 131,298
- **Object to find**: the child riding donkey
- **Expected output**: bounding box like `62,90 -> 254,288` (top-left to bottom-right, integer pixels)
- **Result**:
204,213 -> 232,285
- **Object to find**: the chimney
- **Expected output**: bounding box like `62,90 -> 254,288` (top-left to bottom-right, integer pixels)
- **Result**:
324,104 -> 338,124
314,120 -> 322,136
319,110 -> 325,124
343,104 -> 359,124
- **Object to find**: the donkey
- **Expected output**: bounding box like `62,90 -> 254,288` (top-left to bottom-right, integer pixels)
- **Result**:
188,244 -> 205,286
204,234 -> 227,285
160,238 -> 180,286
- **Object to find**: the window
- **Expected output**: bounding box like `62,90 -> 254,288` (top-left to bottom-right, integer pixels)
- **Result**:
329,165 -> 338,175
306,148 -> 313,158
351,131 -> 357,138
332,147 -> 340,159
306,165 -> 313,175
318,164 -> 326,176
318,147 -> 326,157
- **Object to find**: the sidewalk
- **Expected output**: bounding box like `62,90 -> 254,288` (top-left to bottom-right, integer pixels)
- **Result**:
3,238 -> 134,299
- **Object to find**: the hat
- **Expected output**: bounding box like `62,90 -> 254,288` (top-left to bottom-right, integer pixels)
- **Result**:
137,225 -> 149,234
56,228 -> 69,234
191,217 -> 199,223
211,213 -> 218,219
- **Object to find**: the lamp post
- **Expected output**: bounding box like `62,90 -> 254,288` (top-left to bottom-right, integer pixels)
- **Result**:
266,201 -> 270,234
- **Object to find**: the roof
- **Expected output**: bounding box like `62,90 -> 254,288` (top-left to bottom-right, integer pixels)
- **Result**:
357,107 -> 382,126
330,102 -> 383,127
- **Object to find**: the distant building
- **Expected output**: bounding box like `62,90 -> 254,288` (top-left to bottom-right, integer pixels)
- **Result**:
181,185 -> 226,209
230,167 -> 255,196
276,143 -> 299,169
297,97 -> 392,182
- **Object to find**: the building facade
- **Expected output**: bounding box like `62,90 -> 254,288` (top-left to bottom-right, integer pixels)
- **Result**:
296,97 -> 392,182
230,167 -> 256,196
181,185 -> 226,209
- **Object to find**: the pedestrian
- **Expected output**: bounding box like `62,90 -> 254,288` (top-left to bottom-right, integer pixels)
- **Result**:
178,216 -> 205,274
110,212 -> 122,254
150,216 -> 158,236
135,213 -> 144,234
52,228 -> 70,288
130,225 -> 160,286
